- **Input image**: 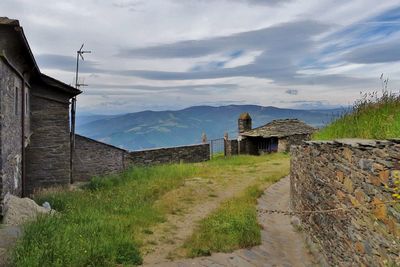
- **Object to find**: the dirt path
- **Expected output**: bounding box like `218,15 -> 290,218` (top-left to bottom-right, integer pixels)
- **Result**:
144,176 -> 317,267
142,176 -> 259,265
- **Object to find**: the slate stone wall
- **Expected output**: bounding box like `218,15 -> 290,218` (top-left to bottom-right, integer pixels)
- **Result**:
25,94 -> 71,195
73,135 -> 127,182
0,60 -> 23,215
224,140 -> 238,157
237,138 -> 258,155
126,144 -> 210,166
73,137 -> 210,181
291,139 -> 400,265
278,134 -> 311,152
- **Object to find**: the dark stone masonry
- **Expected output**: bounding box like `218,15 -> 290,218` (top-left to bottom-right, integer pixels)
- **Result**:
25,94 -> 71,194
0,17 -> 81,216
291,139 -> 400,266
224,139 -> 238,157
73,135 -> 127,182
126,143 -> 210,166
73,134 -> 210,182
0,59 -> 24,215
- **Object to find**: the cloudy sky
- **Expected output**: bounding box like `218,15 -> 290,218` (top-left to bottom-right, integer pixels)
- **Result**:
2,0 -> 400,114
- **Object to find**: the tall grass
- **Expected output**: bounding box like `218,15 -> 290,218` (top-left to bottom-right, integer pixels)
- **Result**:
314,90 -> 400,140
11,154 -> 289,266
12,164 -> 198,267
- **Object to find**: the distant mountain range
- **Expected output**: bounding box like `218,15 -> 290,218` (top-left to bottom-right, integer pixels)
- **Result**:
76,105 -> 342,151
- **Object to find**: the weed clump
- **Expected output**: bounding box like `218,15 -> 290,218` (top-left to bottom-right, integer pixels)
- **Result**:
12,164 -> 198,267
314,89 -> 400,140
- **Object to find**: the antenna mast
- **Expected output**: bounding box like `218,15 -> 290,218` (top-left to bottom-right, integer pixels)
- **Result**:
70,43 -> 91,184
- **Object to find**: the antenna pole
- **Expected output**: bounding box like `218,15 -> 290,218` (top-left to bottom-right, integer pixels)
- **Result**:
70,44 -> 91,184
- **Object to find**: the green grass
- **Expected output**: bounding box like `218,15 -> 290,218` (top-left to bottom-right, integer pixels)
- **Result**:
12,164 -> 199,267
11,153 -> 289,266
182,162 -> 288,257
314,90 -> 400,140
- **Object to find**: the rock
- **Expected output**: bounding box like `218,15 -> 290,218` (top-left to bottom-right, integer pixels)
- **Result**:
42,201 -> 51,210
2,193 -> 51,226
290,216 -> 302,230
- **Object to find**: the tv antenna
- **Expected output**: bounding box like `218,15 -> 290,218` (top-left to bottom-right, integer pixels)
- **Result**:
75,43 -> 91,88
70,43 -> 91,184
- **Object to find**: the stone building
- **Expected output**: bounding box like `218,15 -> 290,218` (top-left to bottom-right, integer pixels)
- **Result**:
237,113 -> 315,154
0,17 -> 81,215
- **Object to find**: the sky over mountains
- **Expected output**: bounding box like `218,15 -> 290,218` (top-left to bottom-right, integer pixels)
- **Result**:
2,0 -> 400,114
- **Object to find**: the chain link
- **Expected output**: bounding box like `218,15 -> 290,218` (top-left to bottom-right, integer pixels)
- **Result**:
257,200 -> 400,216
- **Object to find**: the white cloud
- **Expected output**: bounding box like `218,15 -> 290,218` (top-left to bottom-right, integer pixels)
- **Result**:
1,0 -> 399,113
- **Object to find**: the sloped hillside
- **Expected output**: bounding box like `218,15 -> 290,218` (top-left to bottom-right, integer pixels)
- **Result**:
314,91 -> 400,140
77,105 -> 340,150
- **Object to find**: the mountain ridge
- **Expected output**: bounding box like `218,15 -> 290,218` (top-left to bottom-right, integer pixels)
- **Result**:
77,104 -> 342,150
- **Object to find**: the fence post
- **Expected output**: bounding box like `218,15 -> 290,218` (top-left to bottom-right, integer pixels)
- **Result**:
202,132 -> 207,144
210,139 -> 213,159
224,132 -> 228,157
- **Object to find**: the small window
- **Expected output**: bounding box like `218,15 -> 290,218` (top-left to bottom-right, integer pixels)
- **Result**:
25,91 -> 29,115
14,87 -> 19,116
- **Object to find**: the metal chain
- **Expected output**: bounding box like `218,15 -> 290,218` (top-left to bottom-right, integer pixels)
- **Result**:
257,200 -> 400,216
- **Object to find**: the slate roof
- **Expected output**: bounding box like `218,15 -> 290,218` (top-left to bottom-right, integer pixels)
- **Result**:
0,17 -> 81,97
240,119 -> 316,138
0,17 -> 19,25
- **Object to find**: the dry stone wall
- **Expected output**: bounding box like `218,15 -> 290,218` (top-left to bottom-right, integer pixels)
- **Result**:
126,144 -> 210,166
73,136 -> 210,182
224,140 -> 238,157
73,135 -> 127,182
278,133 -> 311,153
291,139 -> 400,266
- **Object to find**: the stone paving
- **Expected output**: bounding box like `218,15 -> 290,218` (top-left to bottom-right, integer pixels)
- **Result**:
145,177 -> 317,267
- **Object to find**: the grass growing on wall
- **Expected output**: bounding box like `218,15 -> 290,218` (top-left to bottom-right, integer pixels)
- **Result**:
12,164 -> 199,267
313,90 -> 400,140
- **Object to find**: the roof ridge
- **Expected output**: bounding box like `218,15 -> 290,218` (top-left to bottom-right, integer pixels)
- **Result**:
240,118 -> 315,138
0,17 -> 19,26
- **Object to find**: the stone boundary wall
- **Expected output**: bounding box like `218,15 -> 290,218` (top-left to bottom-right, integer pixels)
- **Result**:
126,143 -> 210,166
291,139 -> 400,266
73,135 -> 127,182
277,133 -> 312,153
224,139 -> 238,157
73,135 -> 210,181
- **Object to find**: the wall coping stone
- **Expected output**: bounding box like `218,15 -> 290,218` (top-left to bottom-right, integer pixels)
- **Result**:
75,134 -> 128,152
130,143 -> 208,152
305,138 -> 397,147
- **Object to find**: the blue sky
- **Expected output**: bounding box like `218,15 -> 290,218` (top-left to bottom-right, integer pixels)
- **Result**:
2,0 -> 400,114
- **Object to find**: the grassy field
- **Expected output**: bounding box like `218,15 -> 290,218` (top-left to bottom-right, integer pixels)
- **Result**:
314,90 -> 400,140
12,165 -> 199,266
11,153 -> 289,266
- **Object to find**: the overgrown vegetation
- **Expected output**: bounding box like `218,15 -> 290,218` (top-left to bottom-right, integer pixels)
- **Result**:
11,154 -> 289,266
12,164 -> 198,266
182,158 -> 288,257
314,87 -> 400,140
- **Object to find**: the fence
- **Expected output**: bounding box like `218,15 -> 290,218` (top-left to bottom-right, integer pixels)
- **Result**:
209,138 -> 225,158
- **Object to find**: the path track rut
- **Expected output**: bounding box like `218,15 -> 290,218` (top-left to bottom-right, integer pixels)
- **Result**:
144,176 -> 316,267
